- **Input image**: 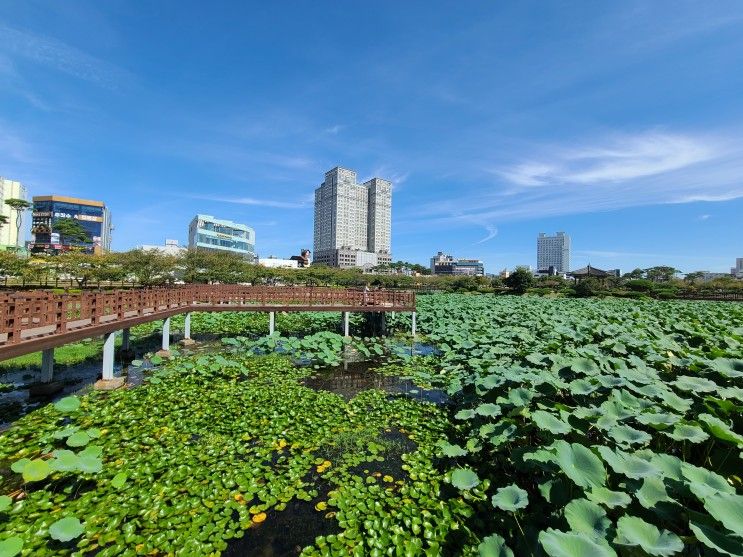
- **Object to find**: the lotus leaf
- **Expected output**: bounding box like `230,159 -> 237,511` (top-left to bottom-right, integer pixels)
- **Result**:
607,424 -> 652,446
451,468 -> 480,490
672,375 -> 718,392
438,439 -> 468,457
689,520 -> 743,557
475,403 -> 501,417
596,446 -> 660,479
663,423 -> 709,443
586,487 -> 631,509
570,358 -> 601,376
553,441 -> 606,489
49,517 -> 84,542
710,358 -> 743,378
636,477 -> 674,509
66,431 -> 91,447
563,499 -> 610,540
0,537 -> 22,557
0,496 -> 11,512
702,493 -> 743,537
21,459 -> 50,482
539,529 -> 617,557
698,414 -> 743,446
478,533 -> 514,557
614,515 -> 683,556
532,411 -> 571,435
490,484 -> 529,512
53,396 -> 81,413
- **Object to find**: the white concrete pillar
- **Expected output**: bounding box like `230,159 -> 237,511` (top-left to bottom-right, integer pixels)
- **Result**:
121,328 -> 131,351
411,312 -> 417,337
41,348 -> 54,383
102,331 -> 117,380
269,312 -> 275,335
184,313 -> 192,340
162,317 -> 171,351
343,311 -> 350,337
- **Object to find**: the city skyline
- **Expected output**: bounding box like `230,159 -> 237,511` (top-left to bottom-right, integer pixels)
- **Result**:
1,3 -> 743,273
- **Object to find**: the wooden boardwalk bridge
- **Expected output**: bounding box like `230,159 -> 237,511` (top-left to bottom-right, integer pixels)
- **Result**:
0,285 -> 416,384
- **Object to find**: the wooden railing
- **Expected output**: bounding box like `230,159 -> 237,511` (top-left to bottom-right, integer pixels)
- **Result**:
0,286 -> 415,348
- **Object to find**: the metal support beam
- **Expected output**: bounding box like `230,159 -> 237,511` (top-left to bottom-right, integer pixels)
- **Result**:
41,348 -> 54,383
411,312 -> 417,337
269,312 -> 275,335
343,311 -> 350,337
184,313 -> 192,340
102,331 -> 116,380
121,328 -> 130,351
162,317 -> 171,351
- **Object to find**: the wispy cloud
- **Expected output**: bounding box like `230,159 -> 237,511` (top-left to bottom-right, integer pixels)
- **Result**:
414,129 -> 743,236
0,24 -> 131,88
189,194 -> 310,209
364,166 -> 410,190
497,132 -> 715,187
324,124 -> 344,135
475,225 -> 498,244
697,214 -> 711,221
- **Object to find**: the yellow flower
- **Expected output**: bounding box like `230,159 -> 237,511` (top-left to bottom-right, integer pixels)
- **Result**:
314,501 -> 327,511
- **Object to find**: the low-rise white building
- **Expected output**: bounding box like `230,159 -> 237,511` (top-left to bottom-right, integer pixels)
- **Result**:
258,257 -> 299,269
137,239 -> 187,256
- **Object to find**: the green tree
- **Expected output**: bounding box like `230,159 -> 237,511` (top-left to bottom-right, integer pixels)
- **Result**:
504,267 -> 534,294
645,266 -> 680,283
0,250 -> 27,280
623,268 -> 645,280
53,218 -> 90,244
684,271 -> 705,285
4,198 -> 31,250
120,249 -> 178,286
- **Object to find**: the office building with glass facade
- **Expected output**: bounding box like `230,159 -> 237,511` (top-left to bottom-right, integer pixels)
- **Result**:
188,215 -> 255,261
30,196 -> 112,254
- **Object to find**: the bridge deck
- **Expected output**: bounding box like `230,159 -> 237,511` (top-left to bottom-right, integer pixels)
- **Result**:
0,286 -> 415,360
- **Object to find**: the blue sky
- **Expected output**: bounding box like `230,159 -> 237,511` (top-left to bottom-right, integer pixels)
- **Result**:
1,1 -> 742,274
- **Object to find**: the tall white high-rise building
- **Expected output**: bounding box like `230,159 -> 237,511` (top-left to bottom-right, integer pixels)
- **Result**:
0,177 -> 28,249
537,231 -> 571,274
313,167 -> 392,268
732,257 -> 743,279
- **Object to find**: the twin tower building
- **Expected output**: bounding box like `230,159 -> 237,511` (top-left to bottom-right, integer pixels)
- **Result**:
313,166 -> 392,269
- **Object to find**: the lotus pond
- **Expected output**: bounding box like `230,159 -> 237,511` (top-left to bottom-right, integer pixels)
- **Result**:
1,294 -> 743,556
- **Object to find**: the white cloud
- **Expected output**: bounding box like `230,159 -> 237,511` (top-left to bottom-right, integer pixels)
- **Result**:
189,194 -> 309,209
497,132 -> 716,187
414,129 -> 743,235
697,214 -> 711,221
0,24 -> 131,88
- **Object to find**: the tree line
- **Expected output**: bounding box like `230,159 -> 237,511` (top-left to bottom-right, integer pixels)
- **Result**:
0,250 -> 739,298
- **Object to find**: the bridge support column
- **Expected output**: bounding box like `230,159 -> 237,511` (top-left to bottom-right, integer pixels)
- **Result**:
343,311 -> 350,337
160,317 -> 171,353
269,312 -> 275,335
41,348 -> 54,383
184,313 -> 192,340
121,328 -> 131,351
102,331 -> 116,380
411,312 -> 417,337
